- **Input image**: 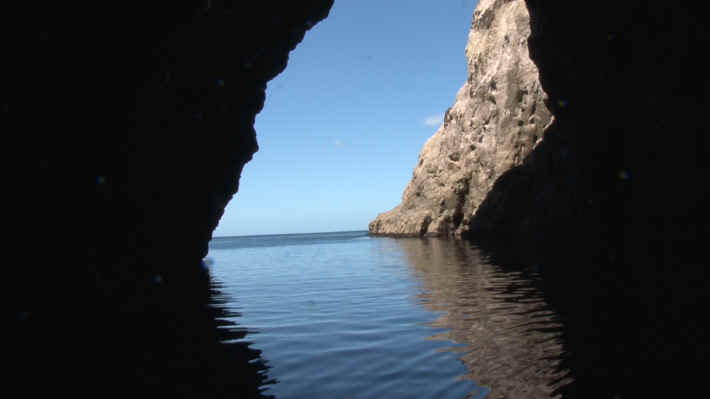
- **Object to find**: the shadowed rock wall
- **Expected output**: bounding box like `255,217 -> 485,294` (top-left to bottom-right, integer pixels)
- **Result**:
6,1 -> 333,397
494,1 -> 709,395
372,0 -> 708,396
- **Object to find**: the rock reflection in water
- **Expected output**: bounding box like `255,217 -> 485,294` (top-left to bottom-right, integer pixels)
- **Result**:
207,278 -> 275,398
394,238 -> 571,398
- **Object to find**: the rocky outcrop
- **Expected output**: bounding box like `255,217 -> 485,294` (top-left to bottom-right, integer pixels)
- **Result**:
372,0 -> 709,396
369,0 -> 551,237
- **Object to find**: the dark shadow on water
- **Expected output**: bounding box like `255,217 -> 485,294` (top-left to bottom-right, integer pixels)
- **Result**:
12,260 -> 273,398
470,236 -> 635,398
208,278 -> 277,398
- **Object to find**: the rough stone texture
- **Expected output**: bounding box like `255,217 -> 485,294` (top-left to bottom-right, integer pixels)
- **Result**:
371,0 -> 709,396
369,0 -> 551,237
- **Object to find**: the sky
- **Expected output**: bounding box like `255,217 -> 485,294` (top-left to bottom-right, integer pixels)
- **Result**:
213,0 -> 478,237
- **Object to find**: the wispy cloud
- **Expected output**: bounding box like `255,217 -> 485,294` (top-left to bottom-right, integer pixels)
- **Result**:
424,114 -> 443,126
334,139 -> 344,148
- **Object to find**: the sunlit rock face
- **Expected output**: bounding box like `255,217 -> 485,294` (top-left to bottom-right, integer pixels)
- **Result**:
369,0 -> 551,237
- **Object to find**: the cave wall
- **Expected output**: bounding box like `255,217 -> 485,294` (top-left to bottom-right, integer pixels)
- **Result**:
7,1 -> 333,396
7,0 -> 333,269
471,1 -> 709,395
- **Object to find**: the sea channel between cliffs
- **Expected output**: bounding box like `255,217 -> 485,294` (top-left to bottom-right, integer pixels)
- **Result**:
9,0 -> 709,397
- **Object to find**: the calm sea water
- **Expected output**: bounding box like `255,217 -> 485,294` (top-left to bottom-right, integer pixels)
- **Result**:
207,231 -> 570,398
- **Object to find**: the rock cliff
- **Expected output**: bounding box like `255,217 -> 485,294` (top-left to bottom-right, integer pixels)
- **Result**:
372,0 -> 709,395
369,0 -> 551,237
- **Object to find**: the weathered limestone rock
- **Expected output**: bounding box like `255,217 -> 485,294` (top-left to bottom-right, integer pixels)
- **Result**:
369,0 -> 551,237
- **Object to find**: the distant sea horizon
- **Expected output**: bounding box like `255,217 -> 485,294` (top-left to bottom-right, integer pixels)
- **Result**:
212,229 -> 369,239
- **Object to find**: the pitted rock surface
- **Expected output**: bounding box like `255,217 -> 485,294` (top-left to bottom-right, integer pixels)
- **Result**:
369,0 -> 551,237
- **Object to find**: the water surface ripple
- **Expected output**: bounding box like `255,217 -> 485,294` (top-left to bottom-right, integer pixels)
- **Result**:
208,232 -> 570,398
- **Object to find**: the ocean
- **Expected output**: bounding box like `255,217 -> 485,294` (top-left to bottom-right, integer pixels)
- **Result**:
207,231 -> 569,398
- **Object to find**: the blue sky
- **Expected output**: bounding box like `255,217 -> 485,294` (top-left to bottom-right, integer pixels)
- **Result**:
214,0 -> 478,236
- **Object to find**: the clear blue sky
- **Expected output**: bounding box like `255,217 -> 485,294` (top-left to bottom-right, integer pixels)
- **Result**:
214,0 -> 478,236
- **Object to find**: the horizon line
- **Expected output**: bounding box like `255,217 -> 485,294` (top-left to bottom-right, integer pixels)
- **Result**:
212,229 -> 369,239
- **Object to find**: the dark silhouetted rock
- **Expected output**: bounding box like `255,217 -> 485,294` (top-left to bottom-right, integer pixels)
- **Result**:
6,1 -> 333,397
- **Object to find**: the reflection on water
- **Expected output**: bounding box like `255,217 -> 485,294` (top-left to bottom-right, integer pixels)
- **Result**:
12,255 -> 273,398
210,232 -> 573,398
208,278 -> 275,398
393,238 -> 572,398
210,233 -> 487,399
